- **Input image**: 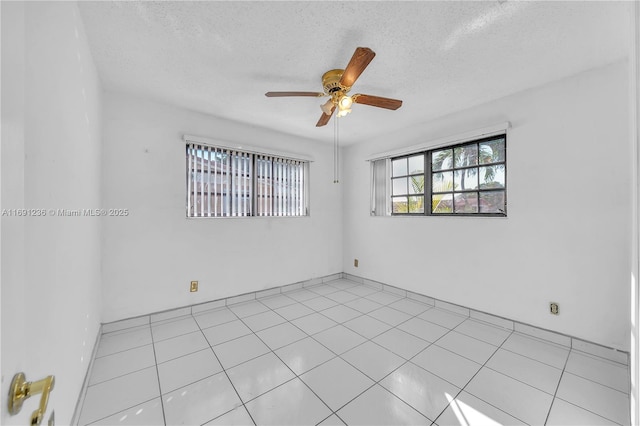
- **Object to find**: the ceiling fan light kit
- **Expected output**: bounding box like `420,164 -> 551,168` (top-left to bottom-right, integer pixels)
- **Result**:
321,98 -> 335,115
264,47 -> 403,127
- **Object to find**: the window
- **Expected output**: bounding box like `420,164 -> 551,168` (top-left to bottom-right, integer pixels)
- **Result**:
391,154 -> 425,214
186,143 -> 308,218
381,134 -> 506,216
430,136 -> 506,215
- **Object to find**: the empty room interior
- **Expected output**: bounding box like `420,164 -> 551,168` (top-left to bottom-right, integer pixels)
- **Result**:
2,1 -> 640,425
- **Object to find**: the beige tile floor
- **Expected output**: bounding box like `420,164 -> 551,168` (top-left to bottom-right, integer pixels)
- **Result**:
77,279 -> 630,425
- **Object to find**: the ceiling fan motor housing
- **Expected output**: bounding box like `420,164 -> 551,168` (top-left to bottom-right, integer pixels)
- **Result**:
322,69 -> 351,94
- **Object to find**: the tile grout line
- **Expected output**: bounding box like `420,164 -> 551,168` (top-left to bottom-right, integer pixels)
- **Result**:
298,287 -> 408,421
103,276 -> 629,367
549,396 -> 627,426
113,292 -> 623,425
490,343 -> 630,397
498,341 -> 568,371
72,325 -> 104,425
85,282 -> 630,426
481,361 -> 560,397
79,336 -> 161,423
543,344 -> 572,425
227,297 -> 337,422
83,396 -> 160,426
559,370 -> 631,395
149,323 -> 169,425
87,285 -> 454,423
543,349 -> 629,426
391,324 -> 471,423
325,296 -> 476,423
448,333 -> 527,423
429,327 -> 534,425
243,282 -> 416,420
94,341 -> 152,360
190,310 -> 258,426
199,297 -> 316,351
432,323 -> 565,396
317,293 -> 455,422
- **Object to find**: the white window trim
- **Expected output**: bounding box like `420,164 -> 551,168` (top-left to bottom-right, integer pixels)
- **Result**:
365,122 -> 511,162
183,134 -> 314,163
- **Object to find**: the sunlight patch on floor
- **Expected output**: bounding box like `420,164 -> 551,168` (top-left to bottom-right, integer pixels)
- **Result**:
445,392 -> 502,426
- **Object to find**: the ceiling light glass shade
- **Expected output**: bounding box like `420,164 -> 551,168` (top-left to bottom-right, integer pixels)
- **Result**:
337,108 -> 351,118
339,95 -> 353,110
320,99 -> 334,115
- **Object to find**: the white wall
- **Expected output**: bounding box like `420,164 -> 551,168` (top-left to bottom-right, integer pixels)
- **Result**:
101,92 -> 343,322
343,60 -> 631,351
1,2 -> 103,425
629,1 -> 639,422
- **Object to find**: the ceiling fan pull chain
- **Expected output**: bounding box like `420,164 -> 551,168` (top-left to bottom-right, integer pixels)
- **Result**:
333,110 -> 339,183
336,116 -> 339,184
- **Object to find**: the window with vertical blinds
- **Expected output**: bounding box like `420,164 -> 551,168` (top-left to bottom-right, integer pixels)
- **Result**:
186,143 -> 308,218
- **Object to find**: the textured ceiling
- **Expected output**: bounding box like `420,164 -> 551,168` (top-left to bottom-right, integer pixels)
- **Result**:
78,1 -> 630,145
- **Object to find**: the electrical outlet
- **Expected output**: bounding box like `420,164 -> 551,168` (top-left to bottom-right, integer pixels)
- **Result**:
190,281 -> 198,292
550,302 -> 559,315
354,259 -> 359,267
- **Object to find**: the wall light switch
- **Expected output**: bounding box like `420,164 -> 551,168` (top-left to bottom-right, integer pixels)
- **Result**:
550,302 -> 559,315
190,281 -> 198,292
354,259 -> 359,267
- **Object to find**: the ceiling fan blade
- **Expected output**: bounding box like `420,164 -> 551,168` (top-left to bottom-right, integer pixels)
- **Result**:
316,106 -> 335,127
353,94 -> 403,110
265,91 -> 325,97
339,47 -> 376,88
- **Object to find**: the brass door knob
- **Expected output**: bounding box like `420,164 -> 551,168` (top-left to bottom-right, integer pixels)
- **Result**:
8,372 -> 55,426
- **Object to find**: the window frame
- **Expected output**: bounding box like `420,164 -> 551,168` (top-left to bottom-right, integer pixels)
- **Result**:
185,140 -> 310,219
390,154 -> 426,214
390,134 -> 507,217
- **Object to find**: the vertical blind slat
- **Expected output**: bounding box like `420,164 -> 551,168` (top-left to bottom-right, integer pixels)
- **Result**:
239,152 -> 243,216
232,151 -> 236,216
245,154 -> 249,216
294,160 -> 298,216
273,159 -> 277,216
225,149 -> 230,216
187,144 -> 193,216
186,144 -> 307,218
263,156 -> 267,216
290,160 -> 295,215
244,153 -> 248,216
249,154 -> 253,216
279,160 -> 283,216
199,145 -> 204,217
213,147 -> 218,216
248,153 -> 253,216
302,162 -> 306,215
284,160 -> 288,215
268,156 -> 272,216
269,156 -> 272,216
207,147 -> 211,217
286,160 -> 290,215
295,162 -> 300,216
261,156 -> 265,216
257,155 -> 261,216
